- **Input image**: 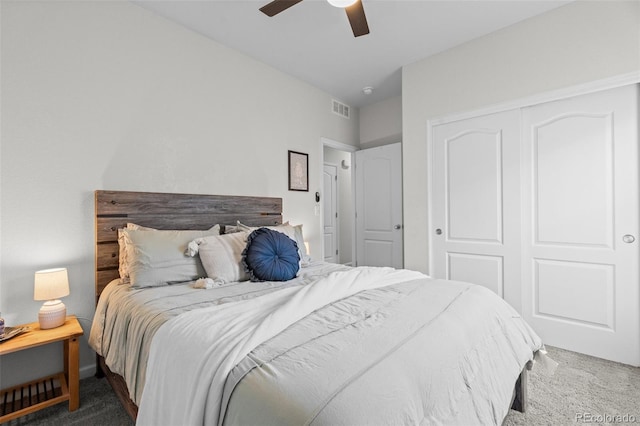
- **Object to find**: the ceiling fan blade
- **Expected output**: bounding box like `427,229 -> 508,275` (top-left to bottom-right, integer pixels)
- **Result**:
259,0 -> 304,17
345,0 -> 369,37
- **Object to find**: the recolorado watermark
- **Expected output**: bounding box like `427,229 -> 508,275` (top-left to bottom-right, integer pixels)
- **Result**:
576,413 -> 638,423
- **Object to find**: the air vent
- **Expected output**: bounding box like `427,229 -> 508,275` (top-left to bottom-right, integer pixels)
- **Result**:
332,99 -> 350,119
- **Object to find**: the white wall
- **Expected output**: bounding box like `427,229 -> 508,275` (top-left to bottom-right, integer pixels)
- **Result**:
402,1 -> 640,273
0,0 -> 358,387
359,95 -> 402,147
323,146 -> 353,265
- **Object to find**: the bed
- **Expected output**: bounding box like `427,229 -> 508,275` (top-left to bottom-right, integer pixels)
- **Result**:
91,190 -> 542,425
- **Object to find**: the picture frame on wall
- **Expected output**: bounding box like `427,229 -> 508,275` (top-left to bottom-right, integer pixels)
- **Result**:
288,150 -> 309,192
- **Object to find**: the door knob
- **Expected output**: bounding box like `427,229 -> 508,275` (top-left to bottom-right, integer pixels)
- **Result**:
623,234 -> 636,243
394,224 -> 402,230
435,229 -> 442,235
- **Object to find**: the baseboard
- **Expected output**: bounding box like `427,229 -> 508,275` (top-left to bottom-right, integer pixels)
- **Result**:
80,363 -> 96,380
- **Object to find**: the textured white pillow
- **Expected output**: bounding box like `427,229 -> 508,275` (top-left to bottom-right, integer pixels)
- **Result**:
118,224 -> 220,284
237,221 -> 311,266
117,223 -> 155,284
291,223 -> 312,265
188,232 -> 250,285
122,226 -> 221,288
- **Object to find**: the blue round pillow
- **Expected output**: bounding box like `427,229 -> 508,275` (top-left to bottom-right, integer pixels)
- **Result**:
242,228 -> 300,282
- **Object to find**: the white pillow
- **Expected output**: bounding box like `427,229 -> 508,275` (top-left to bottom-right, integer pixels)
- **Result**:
121,226 -> 221,288
237,221 -> 311,266
290,223 -> 311,265
117,223 -> 153,283
118,224 -> 219,284
187,232 -> 250,285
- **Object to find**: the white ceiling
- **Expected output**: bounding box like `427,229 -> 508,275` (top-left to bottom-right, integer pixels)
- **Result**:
133,0 -> 570,108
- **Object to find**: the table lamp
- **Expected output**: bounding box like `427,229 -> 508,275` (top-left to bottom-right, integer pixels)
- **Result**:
34,267 -> 70,329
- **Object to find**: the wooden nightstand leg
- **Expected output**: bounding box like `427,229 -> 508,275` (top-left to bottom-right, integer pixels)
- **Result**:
64,336 -> 80,411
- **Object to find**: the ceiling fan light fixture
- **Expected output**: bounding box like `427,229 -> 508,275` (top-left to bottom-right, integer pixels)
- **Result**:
259,0 -> 369,38
327,0 -> 358,8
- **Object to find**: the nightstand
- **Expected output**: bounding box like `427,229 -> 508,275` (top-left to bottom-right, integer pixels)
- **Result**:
0,315 -> 83,423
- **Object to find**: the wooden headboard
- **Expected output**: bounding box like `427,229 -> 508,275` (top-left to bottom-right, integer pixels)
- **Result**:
94,190 -> 282,302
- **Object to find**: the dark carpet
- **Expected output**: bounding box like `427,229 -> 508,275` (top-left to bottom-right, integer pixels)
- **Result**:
5,376 -> 133,426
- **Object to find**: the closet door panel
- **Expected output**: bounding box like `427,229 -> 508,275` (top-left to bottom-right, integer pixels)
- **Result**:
432,110 -> 521,309
522,84 -> 639,366
534,114 -> 613,247
448,252 -> 504,297
534,259 -> 614,328
447,131 -> 502,243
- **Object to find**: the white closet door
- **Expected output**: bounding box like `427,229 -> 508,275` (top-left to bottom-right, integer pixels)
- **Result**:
521,85 -> 639,366
432,110 -> 522,310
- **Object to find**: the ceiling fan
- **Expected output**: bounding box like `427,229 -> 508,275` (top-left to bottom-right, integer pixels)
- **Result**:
259,0 -> 370,38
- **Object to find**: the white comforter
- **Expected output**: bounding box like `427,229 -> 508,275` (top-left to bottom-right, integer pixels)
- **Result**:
136,267 -> 542,426
89,261 -> 347,404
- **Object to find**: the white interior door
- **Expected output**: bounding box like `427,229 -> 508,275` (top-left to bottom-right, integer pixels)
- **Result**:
432,110 -> 522,310
521,85 -> 639,366
323,164 -> 338,263
355,143 -> 403,268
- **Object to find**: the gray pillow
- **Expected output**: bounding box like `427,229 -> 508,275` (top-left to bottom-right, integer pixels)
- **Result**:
188,232 -> 250,285
118,224 -> 220,284
122,226 -> 220,288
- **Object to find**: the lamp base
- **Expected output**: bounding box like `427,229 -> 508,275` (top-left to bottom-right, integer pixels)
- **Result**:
38,300 -> 67,329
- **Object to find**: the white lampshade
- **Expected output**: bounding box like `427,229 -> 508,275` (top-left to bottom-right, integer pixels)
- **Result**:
327,0 -> 358,8
34,268 -> 70,301
34,268 -> 70,329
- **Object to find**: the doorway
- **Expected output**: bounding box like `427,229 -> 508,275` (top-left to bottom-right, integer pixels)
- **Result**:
323,163 -> 338,263
321,139 -> 356,265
